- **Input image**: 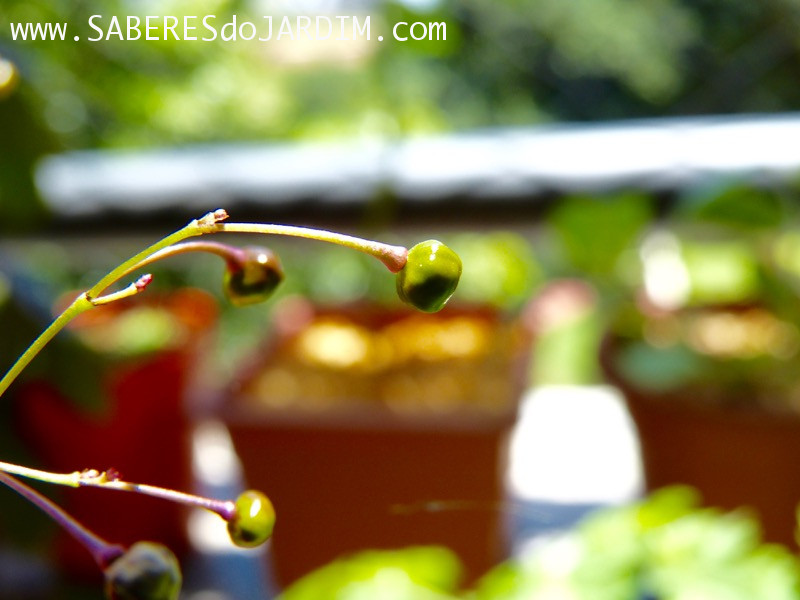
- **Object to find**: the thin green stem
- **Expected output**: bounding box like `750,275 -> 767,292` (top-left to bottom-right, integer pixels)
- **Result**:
0,293 -> 92,397
0,209 -> 408,400
0,210 -> 227,400
0,273 -> 154,399
0,460 -> 83,486
92,212 -> 407,299
86,209 -> 229,300
218,223 -> 408,272
0,472 -> 125,568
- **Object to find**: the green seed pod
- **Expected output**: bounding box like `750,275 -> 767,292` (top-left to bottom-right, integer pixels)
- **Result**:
396,240 -> 462,313
104,542 -> 181,600
224,247 -> 284,306
227,490 -> 276,548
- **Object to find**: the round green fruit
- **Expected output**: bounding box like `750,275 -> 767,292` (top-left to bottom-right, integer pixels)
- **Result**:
227,490 -> 276,548
224,247 -> 284,306
104,542 -> 181,600
396,240 -> 462,313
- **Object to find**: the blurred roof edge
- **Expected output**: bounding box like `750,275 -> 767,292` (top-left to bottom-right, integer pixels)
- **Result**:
34,113 -> 800,226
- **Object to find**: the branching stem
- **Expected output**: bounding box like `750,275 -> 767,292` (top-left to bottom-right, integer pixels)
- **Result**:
0,209 -> 408,400
0,462 -> 236,520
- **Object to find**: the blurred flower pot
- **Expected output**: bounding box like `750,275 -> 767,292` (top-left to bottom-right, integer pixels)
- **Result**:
221,301 -> 529,588
601,322 -> 800,547
12,288 -> 217,580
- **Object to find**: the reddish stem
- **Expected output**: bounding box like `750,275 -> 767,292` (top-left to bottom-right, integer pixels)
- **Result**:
0,472 -> 124,568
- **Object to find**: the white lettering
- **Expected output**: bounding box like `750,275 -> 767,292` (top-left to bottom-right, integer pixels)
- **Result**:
393,21 -> 408,41
353,16 -> 369,40
258,16 -> 272,41
202,15 -> 217,41
277,16 -> 294,40
221,15 -> 237,41
163,16 -> 179,40
145,16 -> 159,41
296,16 -> 311,40
336,15 -> 348,40
184,16 -> 197,41
87,15 -> 103,41
239,21 -> 256,41
316,16 -> 332,40
127,16 -> 141,41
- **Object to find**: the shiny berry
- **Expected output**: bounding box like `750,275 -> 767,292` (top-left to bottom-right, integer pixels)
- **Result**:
103,542 -> 181,600
227,490 -> 276,548
396,240 -> 462,313
223,247 -> 284,306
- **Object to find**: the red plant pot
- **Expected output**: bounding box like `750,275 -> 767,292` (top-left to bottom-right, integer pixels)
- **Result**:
12,289 -> 217,581
222,302 -> 529,588
601,335 -> 800,547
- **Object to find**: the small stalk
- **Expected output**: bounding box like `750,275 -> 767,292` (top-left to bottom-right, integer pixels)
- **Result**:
0,294 -> 92,397
90,476 -> 236,521
119,242 -> 247,277
0,472 -> 124,568
85,209 -> 229,301
0,274 -> 153,398
0,462 -> 235,520
216,223 -> 408,273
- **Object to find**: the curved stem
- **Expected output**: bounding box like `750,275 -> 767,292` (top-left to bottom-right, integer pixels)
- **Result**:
217,223 -> 408,273
0,472 -> 124,568
0,209 -> 408,400
118,241 -> 247,279
90,212 -> 407,300
0,273 -> 153,398
0,210 -> 228,400
0,462 -> 236,520
86,209 -> 229,300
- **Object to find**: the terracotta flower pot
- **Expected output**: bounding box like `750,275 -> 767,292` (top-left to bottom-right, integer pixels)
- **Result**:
12,288 -> 218,581
221,302 -> 529,588
601,334 -> 800,547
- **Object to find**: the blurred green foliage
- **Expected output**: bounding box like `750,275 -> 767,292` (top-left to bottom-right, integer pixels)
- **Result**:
549,193 -> 653,282
5,0 -> 800,228
6,0 -> 800,149
280,546 -> 462,600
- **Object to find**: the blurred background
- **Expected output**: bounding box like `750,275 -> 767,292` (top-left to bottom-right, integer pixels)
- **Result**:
6,0 -> 800,598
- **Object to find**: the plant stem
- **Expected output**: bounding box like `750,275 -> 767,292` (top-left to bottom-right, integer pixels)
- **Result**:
0,463 -> 236,520
217,223 -> 409,273
121,224 -> 407,277
0,293 -> 92,397
89,211 -> 408,299
0,472 -> 125,568
0,212 -> 226,399
0,273 -> 153,398
119,241 -> 247,278
86,209 -> 229,300
96,480 -> 236,520
0,209 -> 407,399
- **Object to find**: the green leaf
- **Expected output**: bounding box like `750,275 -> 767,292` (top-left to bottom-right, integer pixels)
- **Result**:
682,184 -> 786,230
279,547 -> 462,600
549,194 -> 652,279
